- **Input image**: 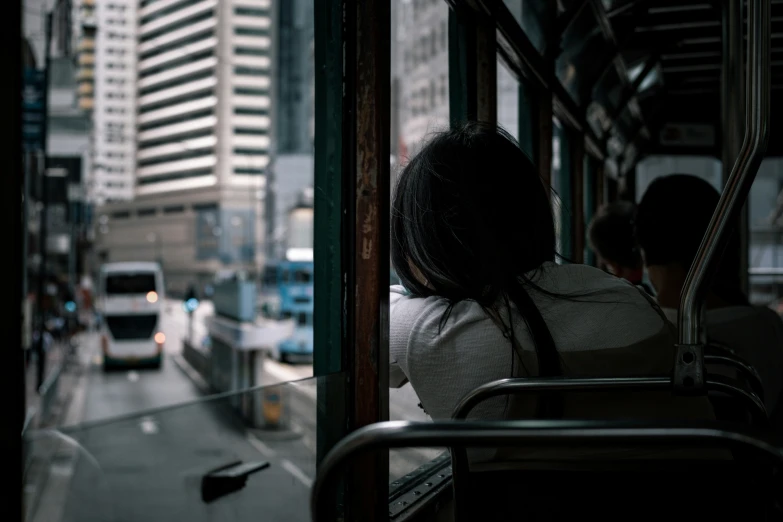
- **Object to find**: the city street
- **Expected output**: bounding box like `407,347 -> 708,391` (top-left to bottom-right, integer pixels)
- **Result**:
39,301 -> 439,522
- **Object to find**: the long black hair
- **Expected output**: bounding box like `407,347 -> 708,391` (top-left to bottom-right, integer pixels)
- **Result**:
391,122 -> 562,416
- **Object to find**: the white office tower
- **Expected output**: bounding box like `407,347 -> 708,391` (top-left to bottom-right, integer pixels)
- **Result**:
92,0 -> 137,204
95,0 -> 273,292
136,0 -> 272,196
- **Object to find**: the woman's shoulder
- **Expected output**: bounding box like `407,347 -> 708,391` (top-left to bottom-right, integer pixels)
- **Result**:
533,262 -> 659,304
530,263 -> 671,347
390,285 -> 494,332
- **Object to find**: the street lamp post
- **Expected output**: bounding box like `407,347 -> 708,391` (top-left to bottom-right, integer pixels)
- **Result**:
147,232 -> 162,268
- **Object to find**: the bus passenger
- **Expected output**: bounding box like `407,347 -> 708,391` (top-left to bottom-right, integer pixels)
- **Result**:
587,201 -> 654,295
635,174 -> 783,416
388,123 -> 714,432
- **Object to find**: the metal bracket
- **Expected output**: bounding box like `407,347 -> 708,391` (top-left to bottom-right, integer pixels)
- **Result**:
201,460 -> 270,503
388,458 -> 452,519
673,344 -> 706,394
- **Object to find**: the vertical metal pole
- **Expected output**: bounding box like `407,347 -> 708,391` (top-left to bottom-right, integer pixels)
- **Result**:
722,0 -> 748,295
677,0 -> 770,387
34,12 -> 53,390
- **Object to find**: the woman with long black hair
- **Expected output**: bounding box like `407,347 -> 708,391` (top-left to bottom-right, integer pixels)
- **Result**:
389,122 -> 714,428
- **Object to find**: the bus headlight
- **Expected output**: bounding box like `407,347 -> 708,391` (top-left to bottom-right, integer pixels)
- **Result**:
154,332 -> 165,344
146,291 -> 158,303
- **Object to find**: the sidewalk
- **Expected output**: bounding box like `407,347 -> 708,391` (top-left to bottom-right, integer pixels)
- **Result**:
24,335 -> 77,432
23,332 -> 94,522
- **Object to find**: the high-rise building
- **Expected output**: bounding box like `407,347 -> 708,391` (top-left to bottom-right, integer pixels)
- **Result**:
268,0 -> 315,260
276,0 -> 314,155
136,0 -> 272,197
75,0 -> 95,113
90,0 -> 135,204
395,0 -> 450,159
393,0 -> 519,158
95,0 -> 274,292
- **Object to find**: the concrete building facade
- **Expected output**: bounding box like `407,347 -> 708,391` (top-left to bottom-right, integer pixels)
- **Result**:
95,0 -> 273,293
89,0 -> 136,204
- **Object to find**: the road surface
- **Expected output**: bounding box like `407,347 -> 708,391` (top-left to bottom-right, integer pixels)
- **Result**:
47,300 -> 439,522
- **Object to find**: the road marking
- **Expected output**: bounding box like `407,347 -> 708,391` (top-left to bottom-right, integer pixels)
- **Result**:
139,416 -> 158,434
247,433 -> 312,487
247,434 -> 277,457
127,371 -> 139,382
50,463 -> 74,477
281,459 -> 313,488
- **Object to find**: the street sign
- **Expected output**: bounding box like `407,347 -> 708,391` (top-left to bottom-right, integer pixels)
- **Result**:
22,69 -> 45,151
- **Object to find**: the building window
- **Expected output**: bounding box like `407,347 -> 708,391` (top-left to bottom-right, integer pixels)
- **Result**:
234,27 -> 269,37
234,148 -> 268,156
234,127 -> 268,135
234,87 -> 269,96
234,46 -> 268,56
234,167 -> 264,175
234,107 -> 268,116
234,66 -> 267,77
234,7 -> 269,17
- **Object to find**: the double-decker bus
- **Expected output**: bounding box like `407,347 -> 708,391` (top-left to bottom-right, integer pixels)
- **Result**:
97,262 -> 165,370
260,259 -> 314,363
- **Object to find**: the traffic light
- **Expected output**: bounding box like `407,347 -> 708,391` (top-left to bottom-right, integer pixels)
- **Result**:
183,285 -> 199,314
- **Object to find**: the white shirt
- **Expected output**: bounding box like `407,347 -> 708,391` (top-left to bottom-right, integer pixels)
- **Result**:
663,306 -> 783,414
390,262 -> 707,422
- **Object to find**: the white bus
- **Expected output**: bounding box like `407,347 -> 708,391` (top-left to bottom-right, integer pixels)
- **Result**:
98,262 -> 165,370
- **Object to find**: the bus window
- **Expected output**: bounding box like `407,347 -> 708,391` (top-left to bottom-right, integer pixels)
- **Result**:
280,270 -> 289,283
262,266 -> 278,286
293,270 -> 312,283
298,312 -> 307,326
105,274 -> 156,294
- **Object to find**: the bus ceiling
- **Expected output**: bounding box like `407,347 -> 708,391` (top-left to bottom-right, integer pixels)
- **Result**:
471,0 -> 783,176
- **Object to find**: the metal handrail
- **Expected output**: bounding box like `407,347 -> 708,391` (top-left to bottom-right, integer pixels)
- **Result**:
309,419 -> 783,521
446,375 -> 768,513
705,354 -> 765,401
678,0 -> 770,346
450,376 -> 766,424
451,377 -> 670,420
708,375 -> 768,428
